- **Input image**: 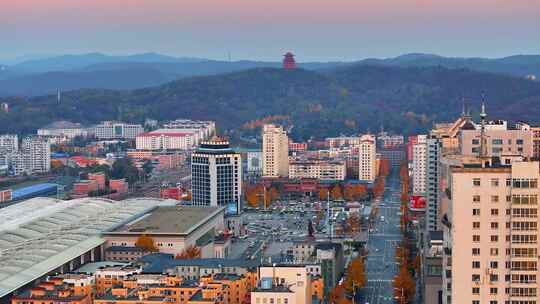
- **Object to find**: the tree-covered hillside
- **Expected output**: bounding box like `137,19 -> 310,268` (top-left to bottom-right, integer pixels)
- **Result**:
1,65 -> 539,139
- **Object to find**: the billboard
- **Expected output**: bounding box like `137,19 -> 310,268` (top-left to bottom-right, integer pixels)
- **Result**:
409,195 -> 426,211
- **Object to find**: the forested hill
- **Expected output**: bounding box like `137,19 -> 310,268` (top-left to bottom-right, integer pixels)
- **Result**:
1,65 -> 540,139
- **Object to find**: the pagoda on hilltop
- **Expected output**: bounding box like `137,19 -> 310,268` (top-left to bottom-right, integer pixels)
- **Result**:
282,52 -> 296,69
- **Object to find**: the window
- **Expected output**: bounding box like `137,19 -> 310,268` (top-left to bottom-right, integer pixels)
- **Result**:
473,222 -> 480,229
492,139 -> 503,145
491,235 -> 499,242
491,195 -> 499,203
490,274 -> 499,282
490,287 -> 498,295
490,248 -> 499,256
491,222 -> 499,229
472,287 -> 480,294
473,235 -> 480,242
472,261 -> 480,268
473,209 -> 481,216
472,274 -> 481,282
473,178 -> 481,186
472,301 -> 480,304
491,178 -> 499,187
491,208 -> 499,216
473,195 -> 481,203
472,139 -> 480,145
472,248 -> 480,255
490,261 -> 499,268
517,139 -> 524,145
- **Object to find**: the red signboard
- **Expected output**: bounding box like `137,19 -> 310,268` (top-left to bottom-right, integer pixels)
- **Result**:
409,195 -> 426,211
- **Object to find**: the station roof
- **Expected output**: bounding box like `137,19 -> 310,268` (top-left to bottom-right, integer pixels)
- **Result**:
105,206 -> 224,236
0,197 -> 176,298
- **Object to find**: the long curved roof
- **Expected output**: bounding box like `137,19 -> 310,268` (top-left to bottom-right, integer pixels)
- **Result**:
0,197 -> 176,298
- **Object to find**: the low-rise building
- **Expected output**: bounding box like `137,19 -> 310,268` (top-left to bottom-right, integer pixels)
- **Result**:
92,121 -> 144,140
289,159 -> 346,181
102,206 -> 226,258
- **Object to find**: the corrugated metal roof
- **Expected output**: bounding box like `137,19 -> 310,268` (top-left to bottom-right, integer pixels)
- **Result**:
0,197 -> 177,298
11,183 -> 58,199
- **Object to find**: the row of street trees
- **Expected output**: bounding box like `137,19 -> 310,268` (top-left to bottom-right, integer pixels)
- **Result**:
393,162 -> 418,303
244,184 -> 280,208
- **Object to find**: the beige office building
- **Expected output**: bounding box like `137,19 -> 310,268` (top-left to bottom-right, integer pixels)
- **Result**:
358,134 -> 377,182
459,126 -> 533,158
289,160 -> 346,181
262,124 -> 289,177
258,266 -> 312,304
442,158 -> 540,304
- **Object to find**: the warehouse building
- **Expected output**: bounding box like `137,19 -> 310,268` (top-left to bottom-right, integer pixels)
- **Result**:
0,197 -> 176,302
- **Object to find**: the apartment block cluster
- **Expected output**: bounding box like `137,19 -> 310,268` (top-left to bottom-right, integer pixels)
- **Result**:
409,104 -> 540,304
257,124 -> 403,182
0,134 -> 51,176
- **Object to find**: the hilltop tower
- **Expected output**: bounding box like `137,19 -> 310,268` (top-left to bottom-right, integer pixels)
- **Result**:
282,52 -> 296,70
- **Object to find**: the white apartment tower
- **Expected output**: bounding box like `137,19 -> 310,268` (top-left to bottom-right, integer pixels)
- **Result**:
12,137 -> 51,175
358,134 -> 377,182
442,159 -> 540,304
191,138 -> 242,214
413,135 -> 428,195
0,134 -> 18,154
262,124 -> 289,178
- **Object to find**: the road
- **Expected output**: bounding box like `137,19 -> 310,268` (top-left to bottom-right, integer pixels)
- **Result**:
360,173 -> 403,304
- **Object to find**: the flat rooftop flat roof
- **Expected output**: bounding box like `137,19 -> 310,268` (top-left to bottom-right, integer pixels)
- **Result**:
106,206 -> 224,236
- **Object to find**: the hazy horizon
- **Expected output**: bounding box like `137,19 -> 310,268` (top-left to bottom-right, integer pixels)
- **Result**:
2,0 -> 539,63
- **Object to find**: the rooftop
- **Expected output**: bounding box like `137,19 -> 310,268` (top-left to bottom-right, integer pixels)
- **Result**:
106,206 -> 224,235
138,253 -> 260,273
0,197 -> 176,298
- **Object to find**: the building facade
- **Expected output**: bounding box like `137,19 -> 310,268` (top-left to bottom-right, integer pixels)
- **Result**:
412,135 -> 427,195
92,121 -> 144,139
11,137 -> 51,175
136,130 -> 195,151
358,134 -> 377,182
191,139 -> 242,213
442,160 -> 540,304
289,160 -> 346,181
262,124 -> 289,178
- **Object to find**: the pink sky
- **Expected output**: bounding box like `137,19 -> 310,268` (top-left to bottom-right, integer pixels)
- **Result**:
1,0 -> 539,61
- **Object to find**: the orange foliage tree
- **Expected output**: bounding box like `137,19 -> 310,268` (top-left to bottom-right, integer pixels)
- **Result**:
379,159 -> 390,177
330,185 -> 343,200
176,245 -> 201,259
328,284 -> 352,304
344,256 -> 367,292
393,264 -> 416,303
135,234 -> 157,251
319,188 -> 329,201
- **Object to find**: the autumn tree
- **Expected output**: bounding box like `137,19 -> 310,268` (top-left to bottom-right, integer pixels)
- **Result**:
393,264 -> 416,303
135,234 -> 157,251
343,184 -> 355,201
379,159 -> 390,177
330,185 -> 343,200
328,284 -> 351,304
245,186 -> 259,207
176,245 -> 201,259
344,256 -> 367,292
185,191 -> 192,201
352,184 -> 368,201
319,188 -> 329,201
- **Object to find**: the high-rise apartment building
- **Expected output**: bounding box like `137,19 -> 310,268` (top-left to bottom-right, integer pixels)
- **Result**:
412,135 -> 427,195
191,138 -> 242,213
358,134 -> 376,182
425,135 -> 442,232
262,124 -> 289,178
442,159 -> 540,304
0,134 -> 18,154
11,137 -> 51,175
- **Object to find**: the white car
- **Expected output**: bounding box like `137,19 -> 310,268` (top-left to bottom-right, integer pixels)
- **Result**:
380,216 -> 385,222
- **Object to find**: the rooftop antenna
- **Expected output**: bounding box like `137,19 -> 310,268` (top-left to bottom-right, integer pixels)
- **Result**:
57,89 -> 61,104
479,93 -> 488,158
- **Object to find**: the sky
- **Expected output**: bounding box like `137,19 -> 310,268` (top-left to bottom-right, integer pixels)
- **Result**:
1,0 -> 539,62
